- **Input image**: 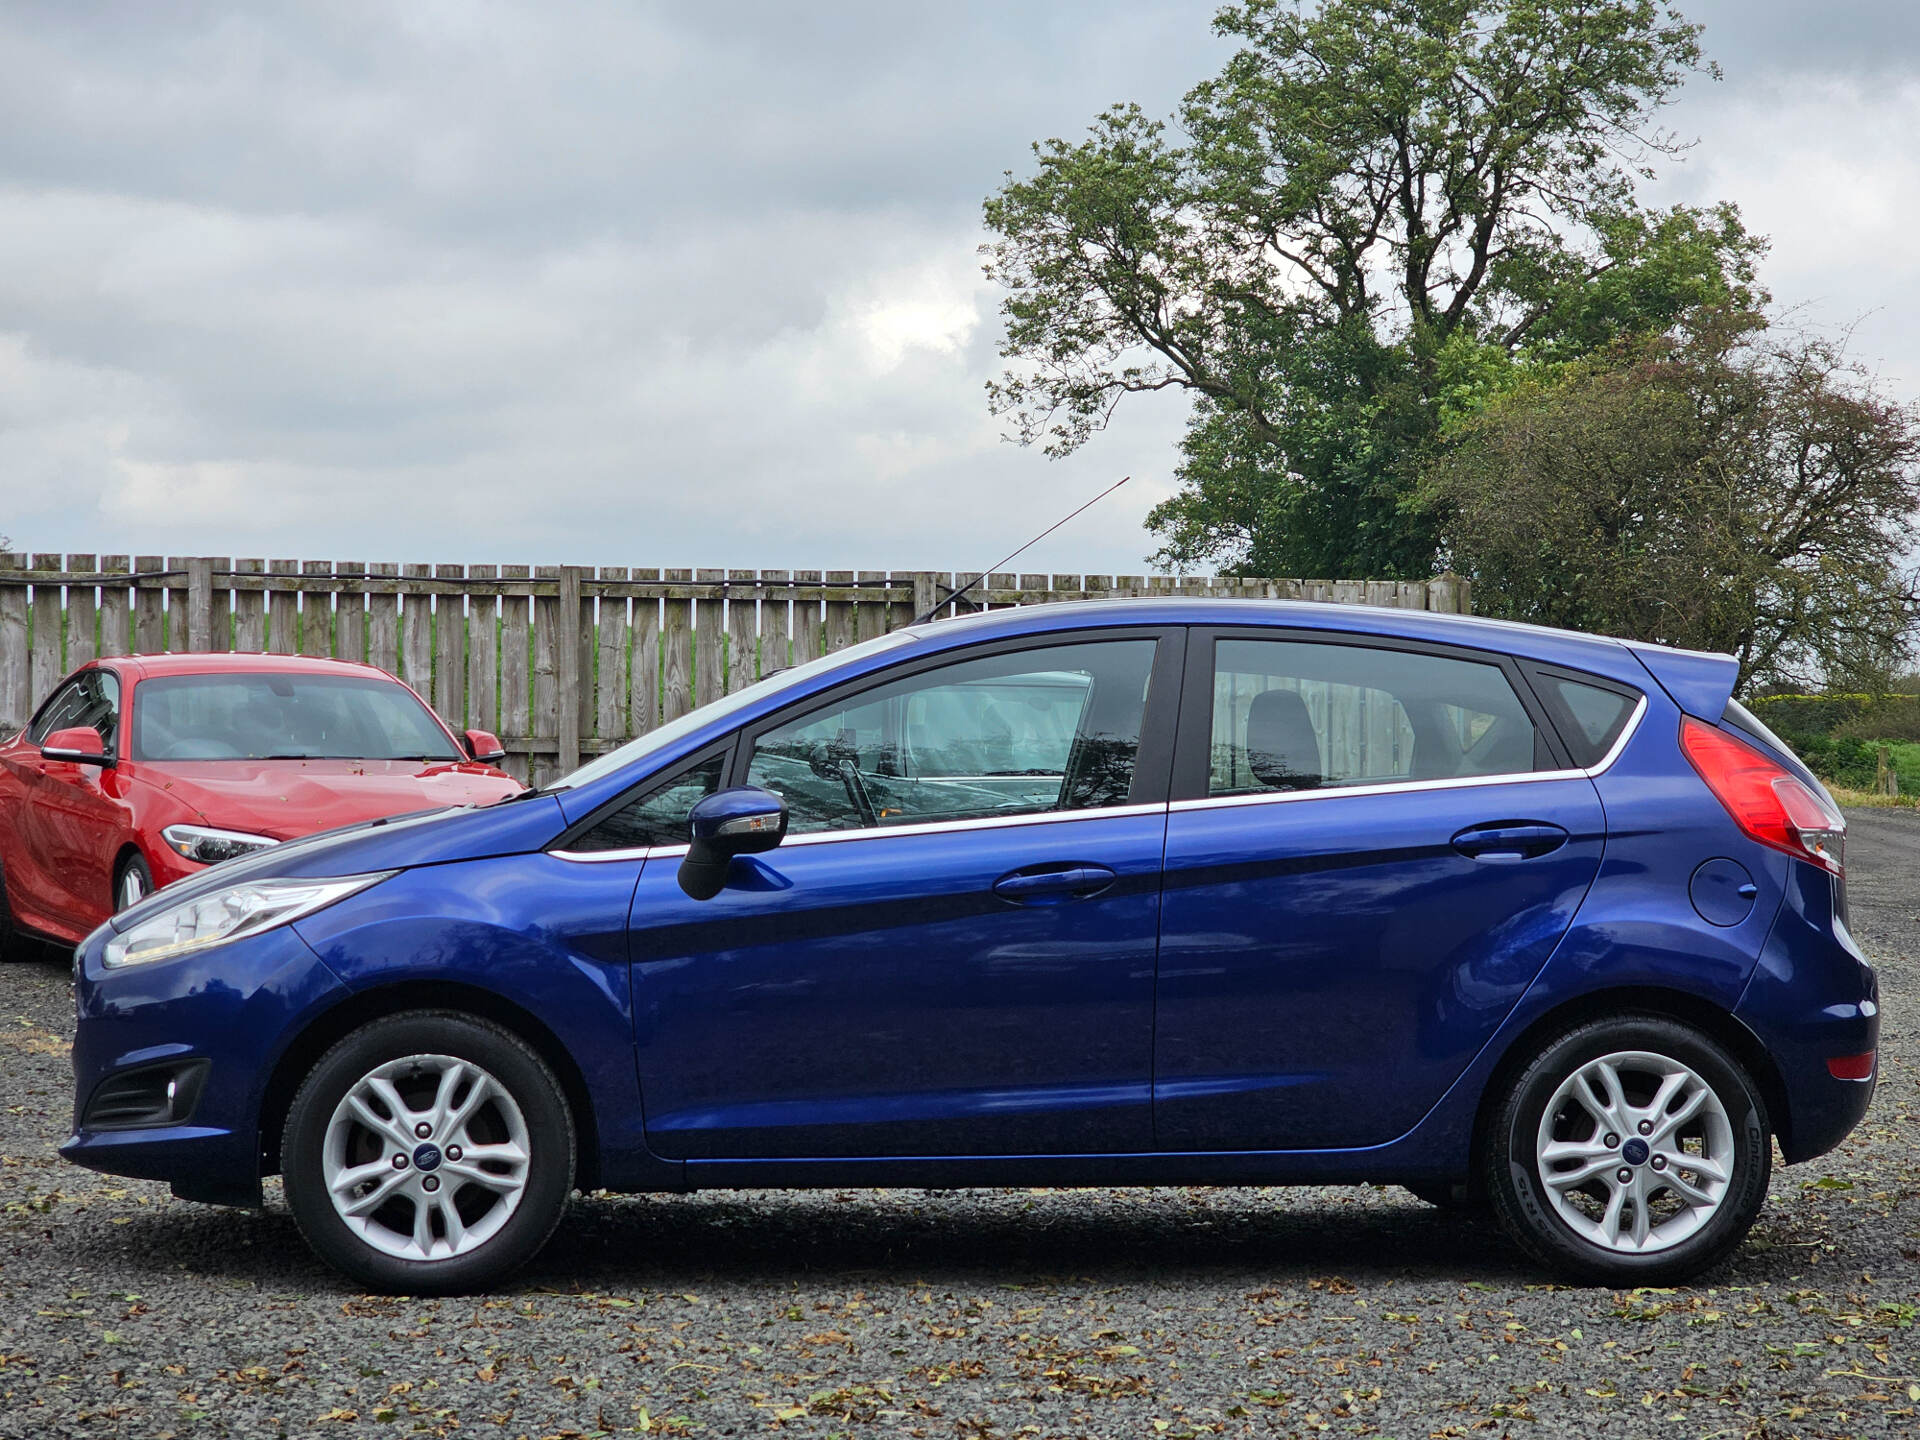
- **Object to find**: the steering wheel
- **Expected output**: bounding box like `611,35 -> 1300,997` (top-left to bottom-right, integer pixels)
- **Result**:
837,759 -> 879,828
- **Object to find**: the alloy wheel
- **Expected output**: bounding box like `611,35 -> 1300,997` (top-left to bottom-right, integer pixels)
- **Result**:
321,1053 -> 531,1262
1534,1049 -> 1735,1254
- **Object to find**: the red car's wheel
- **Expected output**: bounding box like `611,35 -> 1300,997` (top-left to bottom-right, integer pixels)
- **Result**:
114,853 -> 154,914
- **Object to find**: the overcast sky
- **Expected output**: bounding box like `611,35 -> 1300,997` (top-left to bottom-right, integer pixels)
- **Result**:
2,1 -> 1915,575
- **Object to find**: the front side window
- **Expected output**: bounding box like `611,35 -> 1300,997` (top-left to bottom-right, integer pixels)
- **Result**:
29,670 -> 119,749
1209,638 -> 1541,797
746,639 -> 1158,834
571,754 -> 726,852
130,673 -> 462,762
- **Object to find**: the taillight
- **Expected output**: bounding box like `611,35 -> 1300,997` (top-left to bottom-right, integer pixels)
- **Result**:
1680,716 -> 1845,876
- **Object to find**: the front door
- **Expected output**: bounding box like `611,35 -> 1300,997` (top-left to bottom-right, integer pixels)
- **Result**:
622,631 -> 1180,1159
10,669 -> 122,932
1154,631 -> 1607,1151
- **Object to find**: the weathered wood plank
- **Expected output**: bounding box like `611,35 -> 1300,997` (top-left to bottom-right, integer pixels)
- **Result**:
662,569 -> 692,723
96,556 -> 131,660
30,555 -> 64,702
232,559 -> 266,652
499,565 -> 532,782
268,560 -> 299,654
207,556 -> 231,652
855,570 -> 886,644
335,562 -> 368,662
467,565 -> 498,737
631,570 -> 661,736
792,570 -> 823,664
433,564 -> 466,729
758,570 -> 790,674
165,555 -> 191,653
531,566 -> 560,785
824,570 -> 855,654
367,563 -> 400,675
185,557 -> 215,653
692,568 -> 724,708
400,563 -> 433,692
301,560 -> 333,657
65,554 -> 98,671
134,556 -> 166,653
0,552 -> 27,732
726,569 -> 757,692
595,572 -> 629,741
555,565 -> 583,775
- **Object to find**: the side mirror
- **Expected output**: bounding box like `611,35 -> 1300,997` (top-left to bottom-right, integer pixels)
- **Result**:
678,786 -> 788,900
42,726 -> 110,766
463,728 -> 508,764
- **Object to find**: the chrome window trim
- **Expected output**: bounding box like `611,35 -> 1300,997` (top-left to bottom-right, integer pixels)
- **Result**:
550,692 -> 1650,860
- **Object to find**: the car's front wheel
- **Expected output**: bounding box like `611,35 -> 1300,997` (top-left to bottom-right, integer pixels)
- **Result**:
1484,1016 -> 1770,1285
283,1011 -> 575,1293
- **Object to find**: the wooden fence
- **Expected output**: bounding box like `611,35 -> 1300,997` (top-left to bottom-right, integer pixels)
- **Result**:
0,553 -> 1470,785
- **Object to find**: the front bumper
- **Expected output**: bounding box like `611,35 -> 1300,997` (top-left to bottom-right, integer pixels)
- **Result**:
1732,865 -> 1879,1164
60,923 -> 348,1205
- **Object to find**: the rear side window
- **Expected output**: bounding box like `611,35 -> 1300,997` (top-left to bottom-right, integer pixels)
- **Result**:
1207,639 -> 1543,796
1534,672 -> 1640,767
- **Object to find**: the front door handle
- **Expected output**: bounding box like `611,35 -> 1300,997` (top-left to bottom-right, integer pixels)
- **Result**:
1450,821 -> 1570,862
992,863 -> 1118,903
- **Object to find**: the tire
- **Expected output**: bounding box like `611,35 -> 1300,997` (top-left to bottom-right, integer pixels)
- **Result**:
1484,1015 -> 1770,1286
282,1011 -> 575,1294
114,853 -> 154,913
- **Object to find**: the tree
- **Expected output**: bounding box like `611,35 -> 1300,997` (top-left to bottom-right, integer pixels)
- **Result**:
982,0 -> 1763,576
1426,309 -> 1920,688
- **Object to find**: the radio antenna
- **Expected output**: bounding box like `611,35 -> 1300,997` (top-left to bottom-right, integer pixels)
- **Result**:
911,475 -> 1131,626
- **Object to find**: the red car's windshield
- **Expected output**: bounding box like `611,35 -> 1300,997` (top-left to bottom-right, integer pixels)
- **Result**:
130,673 -> 463,763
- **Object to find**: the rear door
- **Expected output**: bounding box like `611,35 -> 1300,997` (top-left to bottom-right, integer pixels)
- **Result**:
1153,629 -> 1608,1151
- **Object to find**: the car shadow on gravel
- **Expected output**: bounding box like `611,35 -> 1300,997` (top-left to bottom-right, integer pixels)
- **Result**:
73,1186 -> 1538,1294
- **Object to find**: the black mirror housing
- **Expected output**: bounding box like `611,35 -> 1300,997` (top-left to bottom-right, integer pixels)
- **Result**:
678,786 -> 789,900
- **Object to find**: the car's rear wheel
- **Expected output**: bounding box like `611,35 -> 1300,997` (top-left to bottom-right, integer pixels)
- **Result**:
283,1011 -> 575,1293
1484,1016 -> 1770,1285
114,853 -> 153,913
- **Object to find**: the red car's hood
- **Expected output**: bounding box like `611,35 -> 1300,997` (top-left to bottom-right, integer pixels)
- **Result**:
130,758 -> 525,840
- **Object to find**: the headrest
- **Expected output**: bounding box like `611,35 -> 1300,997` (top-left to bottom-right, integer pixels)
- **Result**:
1245,689 -> 1323,790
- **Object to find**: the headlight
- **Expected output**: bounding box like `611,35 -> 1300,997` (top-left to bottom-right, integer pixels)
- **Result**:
162,824 -> 281,866
103,874 -> 392,969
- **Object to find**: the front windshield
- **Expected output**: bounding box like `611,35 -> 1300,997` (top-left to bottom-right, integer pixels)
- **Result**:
132,673 -> 464,762
558,629 -> 922,791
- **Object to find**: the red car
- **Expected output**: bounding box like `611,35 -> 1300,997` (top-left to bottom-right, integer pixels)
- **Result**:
0,653 -> 523,950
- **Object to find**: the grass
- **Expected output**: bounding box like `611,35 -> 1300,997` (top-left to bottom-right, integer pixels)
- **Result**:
1829,786 -> 1919,811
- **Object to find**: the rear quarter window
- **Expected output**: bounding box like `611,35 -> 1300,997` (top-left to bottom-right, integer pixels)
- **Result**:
1531,669 -> 1641,767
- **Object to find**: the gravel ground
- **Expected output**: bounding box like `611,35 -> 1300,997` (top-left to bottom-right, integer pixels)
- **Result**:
2,812 -> 1915,1440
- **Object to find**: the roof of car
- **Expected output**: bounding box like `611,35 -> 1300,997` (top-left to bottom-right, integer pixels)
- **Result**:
100,652 -> 400,681
911,596 -> 1629,654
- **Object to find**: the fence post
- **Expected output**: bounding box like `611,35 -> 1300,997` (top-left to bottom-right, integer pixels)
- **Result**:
910,573 -> 937,627
556,565 -> 584,775
183,558 -> 214,652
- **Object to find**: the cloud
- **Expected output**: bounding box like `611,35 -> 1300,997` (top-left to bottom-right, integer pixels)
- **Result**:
0,1 -> 1913,577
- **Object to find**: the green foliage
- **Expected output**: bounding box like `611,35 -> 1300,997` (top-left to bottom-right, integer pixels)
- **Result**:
984,0 -> 1761,577
1426,312 -> 1920,689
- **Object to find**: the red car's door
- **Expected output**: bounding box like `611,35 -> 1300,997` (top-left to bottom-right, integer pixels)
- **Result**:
8,670 -> 124,934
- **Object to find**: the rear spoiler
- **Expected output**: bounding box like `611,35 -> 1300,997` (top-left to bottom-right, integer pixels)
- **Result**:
1623,641 -> 1740,721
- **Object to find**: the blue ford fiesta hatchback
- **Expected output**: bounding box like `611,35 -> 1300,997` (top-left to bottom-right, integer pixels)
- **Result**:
61,601 -> 1877,1291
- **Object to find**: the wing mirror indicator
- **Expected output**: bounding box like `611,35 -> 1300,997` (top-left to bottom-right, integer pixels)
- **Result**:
679,786 -> 789,900
41,727 -> 111,766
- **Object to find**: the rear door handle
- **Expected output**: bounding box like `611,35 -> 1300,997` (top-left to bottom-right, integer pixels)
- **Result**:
992,863 -> 1118,903
1450,822 -> 1570,861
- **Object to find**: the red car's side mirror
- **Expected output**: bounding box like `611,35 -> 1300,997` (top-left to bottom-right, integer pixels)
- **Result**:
42,726 -> 110,766
462,729 -> 507,764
